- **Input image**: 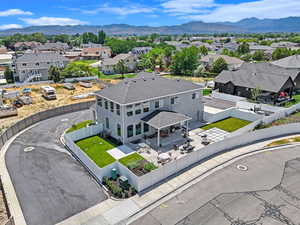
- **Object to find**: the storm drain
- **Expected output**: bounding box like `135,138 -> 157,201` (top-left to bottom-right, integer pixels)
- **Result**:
236,164 -> 248,171
24,147 -> 35,152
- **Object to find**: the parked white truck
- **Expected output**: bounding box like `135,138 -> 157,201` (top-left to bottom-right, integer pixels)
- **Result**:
41,86 -> 56,100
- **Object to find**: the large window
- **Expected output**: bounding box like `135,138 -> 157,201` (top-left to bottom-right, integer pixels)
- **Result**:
117,124 -> 121,136
135,109 -> 142,115
143,102 -> 150,113
144,123 -> 149,133
192,93 -> 196,99
104,100 -> 108,110
105,117 -> 109,129
97,98 -> 102,107
136,123 -> 142,135
110,102 -> 114,112
127,125 -> 134,138
116,104 -> 120,115
155,101 -> 159,109
127,111 -> 133,117
171,97 -> 175,105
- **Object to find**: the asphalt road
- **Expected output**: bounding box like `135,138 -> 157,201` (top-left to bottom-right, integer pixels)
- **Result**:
130,146 -> 300,225
5,110 -> 107,225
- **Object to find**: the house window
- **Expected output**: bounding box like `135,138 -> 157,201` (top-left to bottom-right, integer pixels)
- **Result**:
104,100 -> 108,110
97,98 -> 102,107
171,97 -> 175,104
127,111 -> 133,117
110,102 -> 114,112
135,109 -> 142,115
136,123 -> 142,135
143,107 -> 149,113
143,102 -> 150,113
144,123 -> 149,133
155,101 -> 159,109
192,93 -> 196,99
36,63 -> 39,66
116,104 -> 120,115
127,125 -> 134,138
22,63 -> 27,66
117,124 -> 121,136
105,118 -> 109,129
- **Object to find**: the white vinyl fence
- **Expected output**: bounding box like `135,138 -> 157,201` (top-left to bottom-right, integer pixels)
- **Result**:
211,91 -> 246,102
236,101 -> 284,113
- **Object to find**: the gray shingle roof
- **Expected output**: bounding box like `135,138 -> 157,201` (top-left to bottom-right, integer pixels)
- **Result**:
215,62 -> 299,93
200,54 -> 244,65
15,52 -> 68,63
95,76 -> 201,104
271,55 -> 300,69
142,110 -> 191,129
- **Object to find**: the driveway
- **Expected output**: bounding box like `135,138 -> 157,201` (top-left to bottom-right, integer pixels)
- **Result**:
5,110 -> 107,225
130,146 -> 300,225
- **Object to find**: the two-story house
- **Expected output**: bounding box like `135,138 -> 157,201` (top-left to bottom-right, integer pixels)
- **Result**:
81,47 -> 112,60
95,73 -> 203,146
101,53 -> 137,74
14,52 -> 69,82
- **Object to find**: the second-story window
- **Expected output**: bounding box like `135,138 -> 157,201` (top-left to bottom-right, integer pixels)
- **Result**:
155,101 -> 159,109
143,102 -> 150,113
104,100 -> 108,110
97,98 -> 102,107
110,102 -> 114,112
135,109 -> 142,115
127,111 -> 133,117
192,93 -> 196,99
171,97 -> 175,105
116,104 -> 120,115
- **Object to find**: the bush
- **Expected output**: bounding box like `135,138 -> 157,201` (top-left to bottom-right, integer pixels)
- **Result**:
127,161 -> 140,170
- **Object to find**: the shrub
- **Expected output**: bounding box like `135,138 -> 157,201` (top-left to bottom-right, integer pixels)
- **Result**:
127,161 -> 140,170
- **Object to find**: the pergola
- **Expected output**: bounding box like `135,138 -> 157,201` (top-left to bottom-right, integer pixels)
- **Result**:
142,110 -> 192,147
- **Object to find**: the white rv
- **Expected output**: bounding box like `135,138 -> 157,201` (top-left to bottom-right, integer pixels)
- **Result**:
41,86 -> 56,100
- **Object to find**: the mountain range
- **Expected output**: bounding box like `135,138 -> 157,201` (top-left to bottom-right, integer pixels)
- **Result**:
1,17 -> 300,36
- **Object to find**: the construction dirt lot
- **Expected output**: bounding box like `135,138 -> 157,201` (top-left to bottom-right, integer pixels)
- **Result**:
0,81 -> 119,131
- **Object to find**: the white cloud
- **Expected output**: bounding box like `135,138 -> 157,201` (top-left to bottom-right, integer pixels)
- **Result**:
0,9 -> 32,17
0,24 -> 23,30
162,0 -> 216,15
82,4 -> 154,16
162,0 -> 300,22
20,17 -> 88,26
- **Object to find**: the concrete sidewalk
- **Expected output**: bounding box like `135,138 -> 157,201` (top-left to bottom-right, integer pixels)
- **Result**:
57,134 -> 300,225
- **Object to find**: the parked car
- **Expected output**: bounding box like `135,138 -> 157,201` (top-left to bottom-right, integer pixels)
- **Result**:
79,81 -> 92,88
63,83 -> 75,90
22,88 -> 32,96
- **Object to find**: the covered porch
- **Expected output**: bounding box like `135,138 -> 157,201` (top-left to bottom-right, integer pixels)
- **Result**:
141,110 -> 192,149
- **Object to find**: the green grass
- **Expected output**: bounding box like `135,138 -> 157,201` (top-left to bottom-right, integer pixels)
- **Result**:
203,88 -> 212,96
119,153 -> 145,167
201,117 -> 252,132
98,73 -> 136,79
284,94 -> 300,107
66,120 -> 93,133
76,135 -> 117,168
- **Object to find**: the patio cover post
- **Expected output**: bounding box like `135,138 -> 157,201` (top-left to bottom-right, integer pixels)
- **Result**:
157,128 -> 160,148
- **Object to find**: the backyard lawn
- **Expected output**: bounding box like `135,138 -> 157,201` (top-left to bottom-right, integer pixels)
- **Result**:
284,94 -> 300,107
119,153 -> 145,168
76,135 -> 118,168
98,73 -> 136,79
201,117 -> 252,132
66,120 -> 93,133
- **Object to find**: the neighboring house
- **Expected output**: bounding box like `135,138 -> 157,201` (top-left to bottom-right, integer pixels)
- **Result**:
81,47 -> 112,60
272,55 -> 300,70
0,53 -> 13,67
249,44 -> 274,55
63,51 -> 81,61
14,52 -> 69,82
35,42 -> 70,53
131,47 -> 152,55
214,62 -> 300,102
94,72 -> 203,144
271,42 -> 299,48
222,42 -> 239,52
14,41 -> 41,51
81,43 -> 103,48
200,54 -> 244,71
0,46 -> 7,54
101,53 -> 137,74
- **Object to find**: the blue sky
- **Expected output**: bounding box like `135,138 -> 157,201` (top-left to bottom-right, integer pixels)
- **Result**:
1,0 -> 300,30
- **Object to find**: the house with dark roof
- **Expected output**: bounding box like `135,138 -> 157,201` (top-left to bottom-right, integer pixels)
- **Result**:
272,55 -> 300,71
95,73 -> 203,145
34,42 -> 70,53
214,62 -> 300,103
14,52 -> 69,82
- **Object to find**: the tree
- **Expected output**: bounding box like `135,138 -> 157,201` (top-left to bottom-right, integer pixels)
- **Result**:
98,30 -> 106,45
272,47 -> 291,60
199,45 -> 208,56
49,66 -> 62,83
4,67 -> 14,83
211,57 -> 228,74
82,32 -> 98,44
171,46 -> 200,75
251,86 -> 262,101
114,60 -> 128,79
252,50 -> 266,61
237,42 -> 250,55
